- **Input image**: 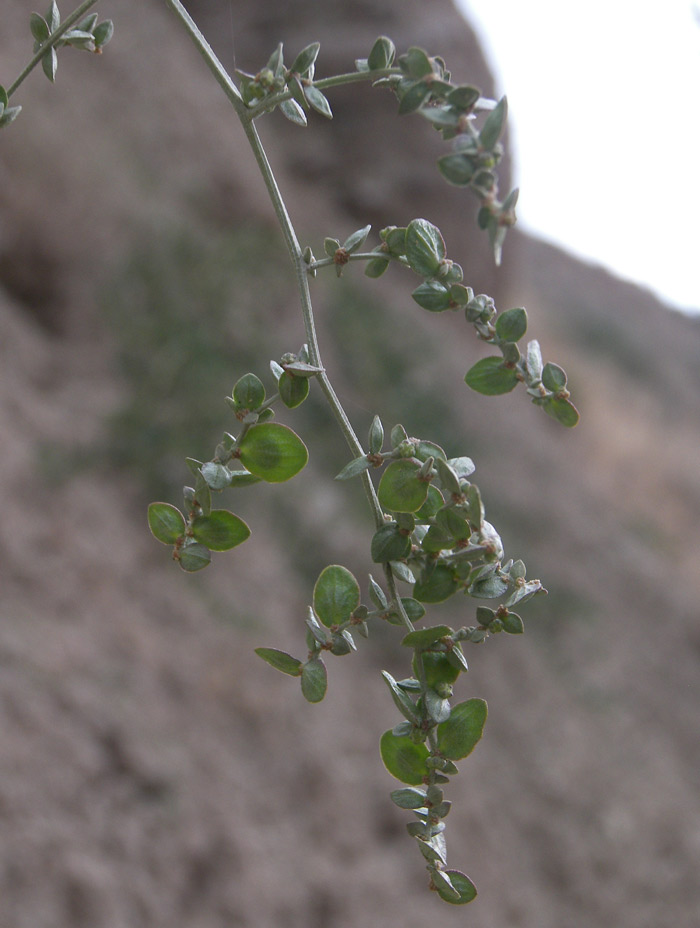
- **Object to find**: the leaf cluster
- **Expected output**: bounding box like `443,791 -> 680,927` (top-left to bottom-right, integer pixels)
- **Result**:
30,2 -> 113,83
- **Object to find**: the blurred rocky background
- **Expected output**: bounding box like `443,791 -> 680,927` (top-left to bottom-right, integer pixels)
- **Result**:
1,1 -> 699,925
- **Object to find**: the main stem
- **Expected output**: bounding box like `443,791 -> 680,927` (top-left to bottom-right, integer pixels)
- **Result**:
162,0 -> 393,538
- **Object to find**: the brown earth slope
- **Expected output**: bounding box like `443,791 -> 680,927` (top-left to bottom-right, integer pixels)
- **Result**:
1,1 -> 699,926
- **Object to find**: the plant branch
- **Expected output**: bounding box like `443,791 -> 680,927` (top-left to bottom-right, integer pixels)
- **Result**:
163,0 -> 385,529
7,0 -> 101,97
310,252 -> 410,272
162,0 -> 244,112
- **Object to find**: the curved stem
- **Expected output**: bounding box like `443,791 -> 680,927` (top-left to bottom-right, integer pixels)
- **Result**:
164,0 -> 384,529
310,251 -> 410,272
162,0 -> 244,113
7,0 -> 101,98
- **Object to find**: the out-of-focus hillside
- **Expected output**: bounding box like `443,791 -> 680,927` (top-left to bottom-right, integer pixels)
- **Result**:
1,1 -> 699,926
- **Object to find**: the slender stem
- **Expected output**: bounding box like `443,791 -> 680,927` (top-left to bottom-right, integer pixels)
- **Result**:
162,0 -> 244,113
310,252 -> 410,272
163,0 -> 385,529
244,68 -> 400,121
7,0 -> 101,97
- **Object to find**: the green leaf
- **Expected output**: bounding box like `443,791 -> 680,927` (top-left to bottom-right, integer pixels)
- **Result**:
313,565 -> 360,627
479,95 -> 507,150
434,870 -> 477,905
468,574 -> 508,599
425,689 -> 451,724
429,869 -> 461,903
495,307 -> 528,343
399,47 -> 433,79
238,423 -> 308,483
0,105 -> 23,128
542,362 -> 568,392
437,153 -> 476,187
405,219 -> 446,278
416,650 -> 460,687
177,542 -> 211,572
30,13 -> 50,42
398,598 -> 426,623
368,415 -> 384,453
411,280 -> 452,312
233,372 -> 265,410
413,565 -> 458,603
281,360 -> 323,377
544,396 -> 580,428
371,523 -> 412,563
93,20 -> 114,48
77,13 -> 98,33
378,459 -> 429,513
402,625 -> 452,649
365,256 -> 390,278
436,698 -> 487,759
324,237 -> 340,257
278,371 -> 309,408
502,612 -> 524,634
304,85 -> 332,118
255,647 -> 303,676
301,658 -> 327,702
46,1 -> 60,32
526,339 -> 543,381
380,731 -> 429,785
279,99 -> 307,126
335,454 -> 372,480
200,462 -> 233,491
266,43 -> 284,75
41,48 -> 58,83
191,510 -> 250,551
290,42 -> 320,76
343,224 -> 371,254
446,84 -> 481,110
147,502 -> 185,544
382,671 -> 421,724
416,485 -> 444,519
398,80 -> 431,115
390,787 -> 427,809
368,36 -> 395,70
465,357 -> 519,395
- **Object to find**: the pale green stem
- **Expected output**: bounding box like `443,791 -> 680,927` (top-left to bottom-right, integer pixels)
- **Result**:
244,68 -> 400,121
162,0 -> 244,113
7,0 -> 102,97
310,252 -> 410,272
162,0 -> 386,531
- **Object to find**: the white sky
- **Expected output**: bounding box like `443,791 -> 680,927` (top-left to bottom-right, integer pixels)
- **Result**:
457,0 -> 700,313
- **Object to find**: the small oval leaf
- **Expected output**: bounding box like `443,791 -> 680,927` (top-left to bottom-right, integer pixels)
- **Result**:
413,565 -> 458,603
238,423 -> 308,483
313,565 -> 360,627
177,542 -> 211,572
380,730 -> 429,785
254,647 -> 303,676
495,307 -> 528,343
147,502 -> 186,544
191,510 -> 250,551
544,396 -> 580,428
279,371 -> 310,408
371,523 -> 412,563
301,658 -> 328,702
434,869 -> 477,904
436,698 -> 487,760
378,460 -> 429,513
405,218 -> 446,278
465,357 -> 519,395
